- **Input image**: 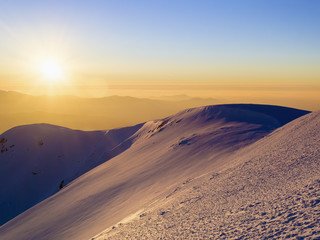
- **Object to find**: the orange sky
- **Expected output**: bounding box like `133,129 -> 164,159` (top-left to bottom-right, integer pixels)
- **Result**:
0,1 -> 319,110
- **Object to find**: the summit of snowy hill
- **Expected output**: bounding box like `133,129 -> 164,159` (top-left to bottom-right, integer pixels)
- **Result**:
164,104 -> 309,126
0,104 -> 310,240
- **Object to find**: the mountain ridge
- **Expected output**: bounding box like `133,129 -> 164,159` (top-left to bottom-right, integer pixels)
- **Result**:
0,104 -> 311,239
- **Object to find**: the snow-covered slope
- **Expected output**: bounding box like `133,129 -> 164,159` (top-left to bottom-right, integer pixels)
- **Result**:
0,123 -> 143,226
0,104 -> 309,239
96,110 -> 320,239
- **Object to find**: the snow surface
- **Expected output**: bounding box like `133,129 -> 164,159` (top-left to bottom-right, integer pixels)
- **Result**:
0,123 -> 142,225
0,104 -> 310,239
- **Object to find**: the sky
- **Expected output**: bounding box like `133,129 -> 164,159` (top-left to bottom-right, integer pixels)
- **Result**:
0,0 -> 319,108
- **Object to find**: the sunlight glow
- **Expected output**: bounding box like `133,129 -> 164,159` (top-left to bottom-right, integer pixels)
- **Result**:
40,60 -> 64,82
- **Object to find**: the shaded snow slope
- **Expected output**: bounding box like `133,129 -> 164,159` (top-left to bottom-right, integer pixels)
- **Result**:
0,123 -> 143,226
99,110 -> 320,239
0,104 -> 308,240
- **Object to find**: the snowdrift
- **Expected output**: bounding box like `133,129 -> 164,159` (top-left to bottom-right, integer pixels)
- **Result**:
98,110 -> 320,239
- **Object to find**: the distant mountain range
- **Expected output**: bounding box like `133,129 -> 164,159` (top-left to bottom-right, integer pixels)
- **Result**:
0,90 -> 222,134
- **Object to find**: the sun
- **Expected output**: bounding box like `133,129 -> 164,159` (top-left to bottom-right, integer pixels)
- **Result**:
39,60 -> 64,82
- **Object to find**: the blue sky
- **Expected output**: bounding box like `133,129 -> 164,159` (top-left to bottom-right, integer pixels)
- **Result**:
1,1 -> 319,63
